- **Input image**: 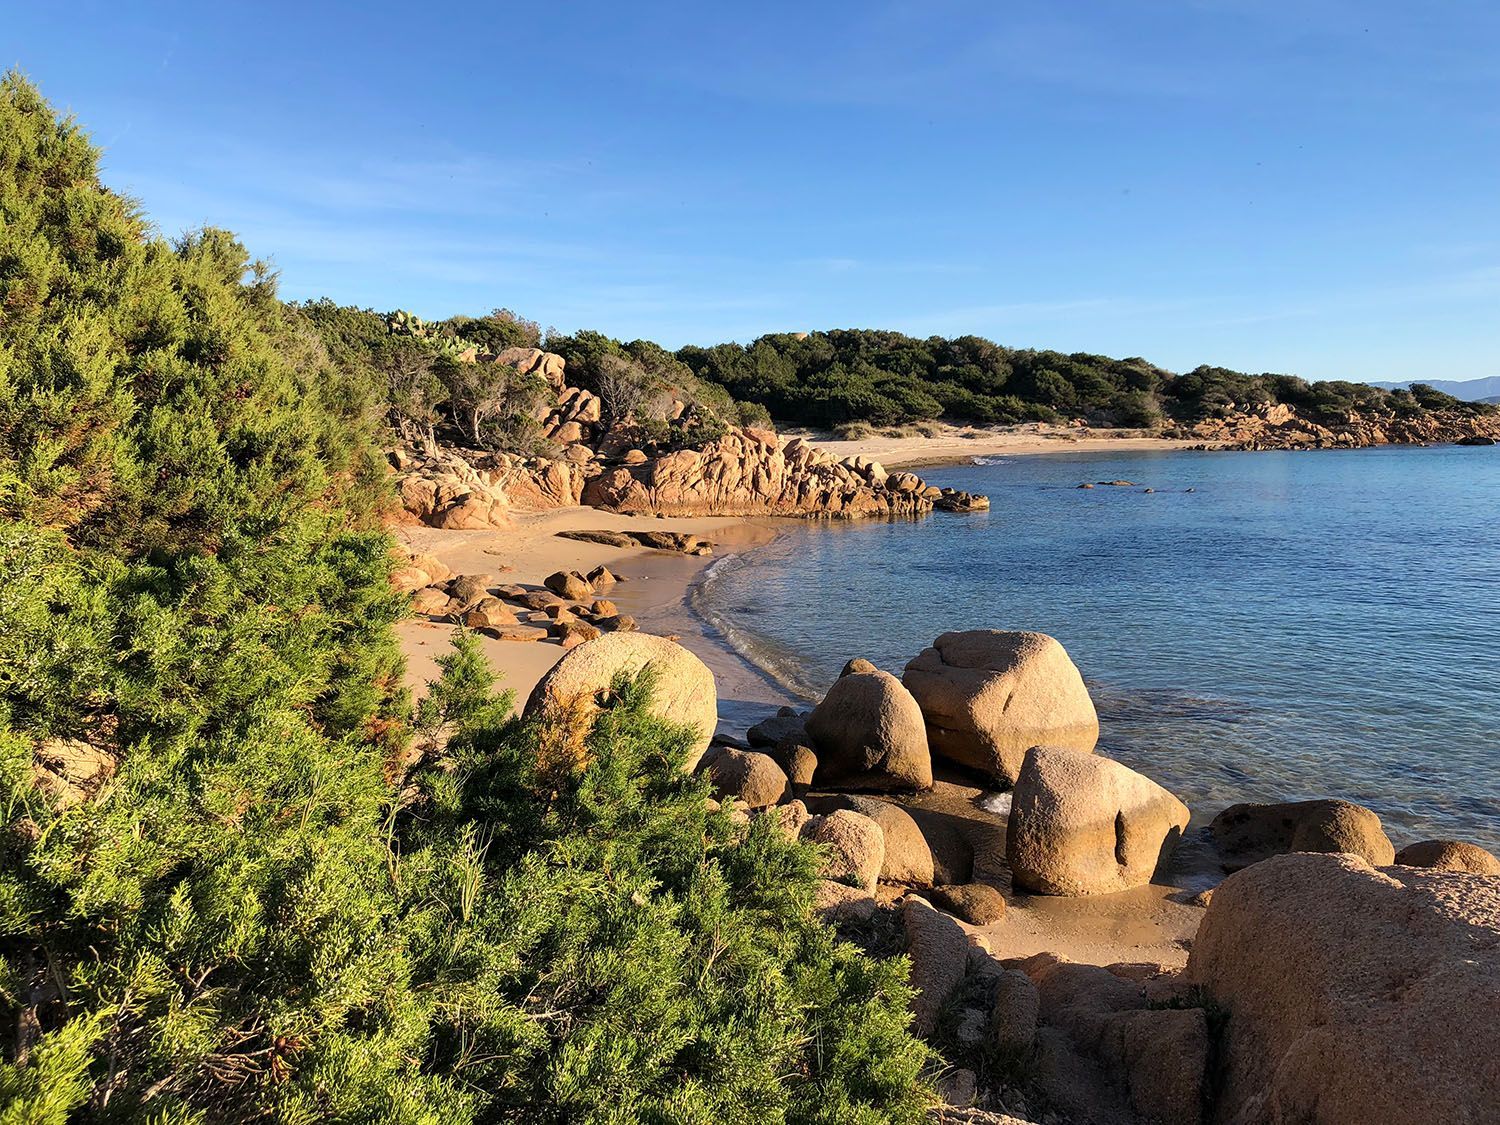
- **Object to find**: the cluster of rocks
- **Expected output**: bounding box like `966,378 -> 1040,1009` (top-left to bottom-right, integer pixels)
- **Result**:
394,549 -> 634,648
555,527 -> 713,556
704,626 -> 1500,1123
393,444 -> 588,530
389,347 -> 989,524
909,909 -> 1216,1125
1181,400 -> 1500,451
583,430 -> 988,519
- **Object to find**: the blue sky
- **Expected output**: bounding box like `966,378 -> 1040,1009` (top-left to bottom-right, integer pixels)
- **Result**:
9,1 -> 1499,379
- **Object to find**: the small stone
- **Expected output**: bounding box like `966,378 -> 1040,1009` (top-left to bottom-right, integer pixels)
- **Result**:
543,570 -> 593,601
931,883 -> 1007,925
461,597 -> 518,630
585,565 -> 618,588
552,620 -> 602,648
594,614 -> 638,633
703,748 -> 790,809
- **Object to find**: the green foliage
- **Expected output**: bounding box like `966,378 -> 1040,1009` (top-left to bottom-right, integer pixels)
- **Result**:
547,330 -> 750,442
675,330 -> 1494,430
0,72 -> 932,1123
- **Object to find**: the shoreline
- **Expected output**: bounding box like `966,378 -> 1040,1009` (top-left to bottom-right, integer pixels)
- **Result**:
392,506 -> 800,734
786,423 -> 1212,470
391,433 -> 1245,728
391,499 -> 1211,972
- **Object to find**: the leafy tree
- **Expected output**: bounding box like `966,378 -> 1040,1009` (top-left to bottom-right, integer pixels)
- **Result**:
434,355 -> 550,448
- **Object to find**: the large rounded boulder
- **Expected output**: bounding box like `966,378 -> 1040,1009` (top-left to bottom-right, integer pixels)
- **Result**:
524,633 -> 718,769
902,630 -> 1098,785
1209,798 -> 1395,871
805,793 -> 975,887
1007,745 -> 1189,896
805,669 -> 932,791
1188,853 -> 1500,1124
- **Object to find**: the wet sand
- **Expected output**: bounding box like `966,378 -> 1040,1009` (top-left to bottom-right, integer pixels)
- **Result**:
788,423 -> 1209,469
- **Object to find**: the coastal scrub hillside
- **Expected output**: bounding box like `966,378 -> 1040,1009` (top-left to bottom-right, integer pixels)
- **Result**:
292,303 -> 1497,455
674,330 -> 1497,431
0,72 -> 930,1122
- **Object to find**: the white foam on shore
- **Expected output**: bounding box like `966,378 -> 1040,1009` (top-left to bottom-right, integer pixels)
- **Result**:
688,549 -> 826,705
976,791 -> 1012,816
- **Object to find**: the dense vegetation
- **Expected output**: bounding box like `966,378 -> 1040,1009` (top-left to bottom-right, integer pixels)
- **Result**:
0,72 -> 931,1122
675,330 -> 1491,431
298,307 -> 1492,453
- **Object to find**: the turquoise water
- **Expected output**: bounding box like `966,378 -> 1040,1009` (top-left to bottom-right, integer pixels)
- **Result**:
694,445 -> 1500,854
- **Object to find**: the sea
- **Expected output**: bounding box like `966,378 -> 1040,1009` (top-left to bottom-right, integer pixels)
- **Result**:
691,444 -> 1500,854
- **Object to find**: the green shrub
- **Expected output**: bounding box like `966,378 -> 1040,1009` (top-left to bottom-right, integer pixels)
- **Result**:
0,72 -> 933,1123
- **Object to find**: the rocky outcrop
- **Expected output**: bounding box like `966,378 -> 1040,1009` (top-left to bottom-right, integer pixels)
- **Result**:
393,344 -> 991,522
1184,401 -> 1500,451
1007,746 -> 1189,896
1026,958 -> 1209,1125
902,631 -> 1099,785
1188,852 -> 1500,1125
1209,798 -> 1395,871
395,446 -> 590,526
581,431 -> 942,518
556,528 -> 712,554
1395,838 -> 1500,874
524,634 -> 719,768
805,669 -> 933,791
493,345 -> 566,389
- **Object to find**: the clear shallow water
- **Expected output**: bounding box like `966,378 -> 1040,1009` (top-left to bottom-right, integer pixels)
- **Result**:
694,445 -> 1500,854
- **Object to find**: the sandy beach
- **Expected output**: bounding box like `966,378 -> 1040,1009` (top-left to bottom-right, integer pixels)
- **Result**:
393,505 -> 801,729
789,422 -> 1209,468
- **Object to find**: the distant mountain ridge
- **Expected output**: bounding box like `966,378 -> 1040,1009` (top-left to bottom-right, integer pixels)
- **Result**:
1368,376 -> 1500,401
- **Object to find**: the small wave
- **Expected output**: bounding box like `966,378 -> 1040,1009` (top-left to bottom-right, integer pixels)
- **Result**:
690,553 -> 826,703
975,792 -> 1012,816
970,456 -> 1013,466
